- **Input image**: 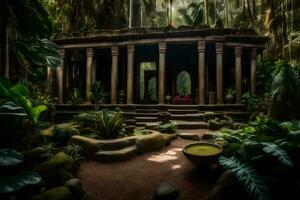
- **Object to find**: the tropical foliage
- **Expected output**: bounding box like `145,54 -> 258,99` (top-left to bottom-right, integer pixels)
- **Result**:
215,116 -> 300,200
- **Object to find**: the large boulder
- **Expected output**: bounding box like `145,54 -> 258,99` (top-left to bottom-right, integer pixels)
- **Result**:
135,132 -> 165,154
69,135 -> 102,155
31,186 -> 73,200
35,152 -> 74,175
94,145 -> 137,162
204,112 -> 216,121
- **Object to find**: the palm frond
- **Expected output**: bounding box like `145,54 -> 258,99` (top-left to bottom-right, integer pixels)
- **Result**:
261,142 -> 293,167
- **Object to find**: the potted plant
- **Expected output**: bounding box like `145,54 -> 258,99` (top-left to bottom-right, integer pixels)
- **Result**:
225,88 -> 236,104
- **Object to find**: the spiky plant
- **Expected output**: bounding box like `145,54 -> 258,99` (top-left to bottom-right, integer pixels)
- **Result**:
93,111 -> 123,139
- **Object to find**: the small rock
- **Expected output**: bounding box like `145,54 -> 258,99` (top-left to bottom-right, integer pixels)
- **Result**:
154,182 -> 180,200
178,133 -> 200,141
204,112 -> 216,120
65,178 -> 85,199
202,132 -> 215,140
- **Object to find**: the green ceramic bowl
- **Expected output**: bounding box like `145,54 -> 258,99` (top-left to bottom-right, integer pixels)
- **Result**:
183,142 -> 223,167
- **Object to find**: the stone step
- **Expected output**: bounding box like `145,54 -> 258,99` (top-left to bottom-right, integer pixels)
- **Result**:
168,109 -> 199,114
170,114 -> 205,121
94,145 -> 137,162
136,109 -> 158,113
142,121 -> 208,130
134,112 -> 158,117
135,116 -> 158,122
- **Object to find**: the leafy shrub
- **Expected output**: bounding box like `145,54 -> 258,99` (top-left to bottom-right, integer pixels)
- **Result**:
93,111 -> 123,139
73,112 -> 98,127
155,122 -> 177,133
215,116 -> 300,200
67,88 -> 83,104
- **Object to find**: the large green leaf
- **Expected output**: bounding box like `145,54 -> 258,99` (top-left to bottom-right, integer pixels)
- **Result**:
0,171 -> 41,194
0,149 -> 25,167
0,76 -> 47,124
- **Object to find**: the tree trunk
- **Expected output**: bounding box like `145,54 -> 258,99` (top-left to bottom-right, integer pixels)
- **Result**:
0,4 -> 9,78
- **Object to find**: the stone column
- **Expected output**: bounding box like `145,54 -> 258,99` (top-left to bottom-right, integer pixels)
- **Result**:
216,43 -> 224,104
86,48 -> 94,102
47,67 -> 53,94
198,41 -> 206,104
250,48 -> 257,95
127,44 -> 135,104
111,46 -> 119,104
159,42 -> 166,105
235,46 -> 242,104
57,49 -> 65,104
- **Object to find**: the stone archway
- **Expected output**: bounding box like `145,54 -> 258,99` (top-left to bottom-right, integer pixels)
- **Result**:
176,70 -> 191,96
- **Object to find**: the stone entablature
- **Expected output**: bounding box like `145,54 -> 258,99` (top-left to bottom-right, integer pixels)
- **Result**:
54,27 -> 269,48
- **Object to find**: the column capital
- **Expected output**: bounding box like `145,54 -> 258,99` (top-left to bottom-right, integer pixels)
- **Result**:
59,48 -> 65,57
159,42 -> 167,53
215,43 -> 224,54
127,44 -> 135,54
251,48 -> 257,59
111,46 -> 119,56
198,41 -> 206,53
235,46 -> 243,56
86,48 -> 94,57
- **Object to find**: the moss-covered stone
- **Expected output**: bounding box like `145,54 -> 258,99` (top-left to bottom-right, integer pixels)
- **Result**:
35,152 -> 74,175
69,135 -> 102,155
24,147 -> 47,159
97,137 -> 136,151
162,134 -> 177,146
135,132 -> 165,154
208,120 -> 224,130
94,145 -> 137,162
204,112 -> 216,120
31,186 -> 73,200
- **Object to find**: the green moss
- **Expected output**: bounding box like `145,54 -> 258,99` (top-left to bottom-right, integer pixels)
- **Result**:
35,152 -> 74,175
24,147 -> 47,159
136,133 -> 165,153
208,120 -> 224,130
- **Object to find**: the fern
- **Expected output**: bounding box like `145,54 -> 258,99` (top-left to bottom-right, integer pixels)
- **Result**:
261,142 -> 293,167
219,156 -> 270,200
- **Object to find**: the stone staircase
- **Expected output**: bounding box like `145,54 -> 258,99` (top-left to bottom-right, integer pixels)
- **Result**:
55,104 -> 250,129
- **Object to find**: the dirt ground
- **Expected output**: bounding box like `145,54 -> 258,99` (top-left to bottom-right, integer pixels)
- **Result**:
78,130 -> 218,200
